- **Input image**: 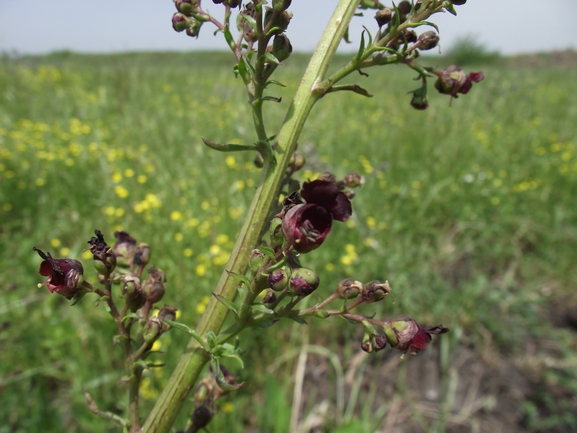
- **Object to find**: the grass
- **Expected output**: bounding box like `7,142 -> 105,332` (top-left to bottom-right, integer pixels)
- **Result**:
0,50 -> 576,433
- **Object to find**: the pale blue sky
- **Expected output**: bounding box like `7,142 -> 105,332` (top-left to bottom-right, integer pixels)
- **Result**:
1,0 -> 576,55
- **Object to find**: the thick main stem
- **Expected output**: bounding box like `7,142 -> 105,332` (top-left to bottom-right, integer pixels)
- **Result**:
140,2 -> 360,432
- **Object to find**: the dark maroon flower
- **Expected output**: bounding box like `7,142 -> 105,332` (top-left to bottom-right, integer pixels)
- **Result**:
282,180 -> 352,253
33,247 -> 85,300
384,315 -> 449,355
87,229 -> 116,275
434,65 -> 484,99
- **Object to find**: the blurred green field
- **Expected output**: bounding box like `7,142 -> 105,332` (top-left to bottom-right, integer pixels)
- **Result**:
1,51 -> 576,433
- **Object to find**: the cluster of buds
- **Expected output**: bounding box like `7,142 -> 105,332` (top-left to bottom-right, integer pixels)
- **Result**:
172,0 -> 219,38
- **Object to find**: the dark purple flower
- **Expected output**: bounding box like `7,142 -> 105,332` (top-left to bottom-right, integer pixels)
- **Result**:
282,180 -> 352,253
33,247 -> 84,300
434,65 -> 484,99
384,315 -> 449,355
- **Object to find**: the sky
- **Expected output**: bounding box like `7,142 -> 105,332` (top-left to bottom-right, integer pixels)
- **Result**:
1,0 -> 576,56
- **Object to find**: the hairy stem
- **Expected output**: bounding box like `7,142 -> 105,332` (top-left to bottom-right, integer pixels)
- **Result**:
140,1 -> 360,432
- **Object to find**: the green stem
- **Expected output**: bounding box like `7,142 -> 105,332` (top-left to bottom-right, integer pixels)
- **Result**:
140,1 -> 360,432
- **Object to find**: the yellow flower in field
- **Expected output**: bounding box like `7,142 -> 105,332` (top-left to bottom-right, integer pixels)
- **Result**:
124,168 -> 135,177
145,193 -> 161,207
152,340 -> 162,351
115,208 -> 125,217
491,197 -> 500,206
186,218 -> 200,228
112,172 -> 123,183
196,264 -> 206,277
346,219 -> 355,228
60,247 -> 70,256
378,221 -> 387,230
114,185 -> 129,198
184,248 -> 193,257
325,263 -> 335,272
2,203 -> 12,212
81,250 -> 92,260
50,238 -> 61,248
225,155 -> 236,168
137,175 -> 147,184
35,178 -> 46,186
174,233 -> 183,242
216,234 -> 229,245
201,200 -> 209,210
366,217 -> 377,228
234,180 -> 245,190
222,402 -> 234,414
170,211 -> 183,221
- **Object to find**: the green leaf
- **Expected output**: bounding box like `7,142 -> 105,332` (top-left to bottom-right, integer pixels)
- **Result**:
290,316 -> 308,325
264,80 -> 286,89
227,270 -> 252,288
354,29 -> 366,65
213,294 -> 240,318
410,20 -> 440,32
254,96 -> 282,103
444,2 -> 457,16
201,137 -> 257,153
206,331 -> 218,349
328,84 -> 373,98
259,246 -> 276,259
133,359 -> 149,370
251,304 -> 275,315
122,312 -> 139,323
146,363 -> 166,368
163,319 -> 193,334
221,353 -> 245,370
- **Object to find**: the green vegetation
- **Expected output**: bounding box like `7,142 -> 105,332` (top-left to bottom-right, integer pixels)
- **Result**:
0,51 -> 576,432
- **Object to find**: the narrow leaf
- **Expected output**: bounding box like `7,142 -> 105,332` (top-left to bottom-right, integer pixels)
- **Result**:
251,304 -> 275,315
202,137 -> 257,153
213,294 -> 240,318
264,80 -> 286,89
226,270 -> 252,288
163,319 -> 193,335
290,316 -> 308,325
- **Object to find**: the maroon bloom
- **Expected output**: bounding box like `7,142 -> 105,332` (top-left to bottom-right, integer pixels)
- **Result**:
384,315 -> 449,355
434,65 -> 484,99
282,180 -> 352,253
33,247 -> 85,300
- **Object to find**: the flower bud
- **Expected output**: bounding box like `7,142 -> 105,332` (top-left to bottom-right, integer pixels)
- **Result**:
336,278 -> 363,299
254,152 -> 264,168
451,0 -> 467,5
398,1 -> 412,15
144,316 -> 162,342
186,19 -> 203,38
343,189 -> 356,200
175,0 -> 199,16
249,249 -> 267,275
121,276 -> 146,312
343,172 -> 365,188
88,230 -> 116,276
361,280 -> 391,303
417,31 -> 439,51
290,152 -> 305,171
288,267 -> 319,296
317,172 -> 336,183
272,34 -> 293,62
374,8 -> 392,27
191,406 -> 213,430
113,231 -> 137,268
158,305 -> 178,323
267,267 -> 290,292
172,13 -> 191,32
142,266 -> 166,304
410,84 -> 428,110
272,0 -> 291,13
264,9 -> 293,35
134,243 -> 151,267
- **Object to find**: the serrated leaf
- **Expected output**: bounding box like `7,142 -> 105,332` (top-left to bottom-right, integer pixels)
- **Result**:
202,137 -> 257,153
213,294 -> 240,318
227,270 -> 251,288
251,304 -> 275,315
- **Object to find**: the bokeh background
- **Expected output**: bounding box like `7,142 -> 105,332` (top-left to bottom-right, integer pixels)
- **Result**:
1,2 -> 576,433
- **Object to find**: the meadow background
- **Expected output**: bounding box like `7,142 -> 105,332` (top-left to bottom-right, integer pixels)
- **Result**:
0,47 -> 576,433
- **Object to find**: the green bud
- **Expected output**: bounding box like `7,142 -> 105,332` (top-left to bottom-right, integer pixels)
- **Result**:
361,280 -> 391,303
336,278 -> 363,299
289,267 -> 319,297
313,309 -> 329,319
272,34 -> 292,62
268,217 -> 284,249
272,0 -> 291,13
249,249 -> 267,275
267,267 -> 290,292
121,275 -> 146,312
172,13 -> 191,32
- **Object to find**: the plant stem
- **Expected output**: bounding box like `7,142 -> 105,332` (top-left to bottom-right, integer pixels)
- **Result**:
140,2 -> 360,432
